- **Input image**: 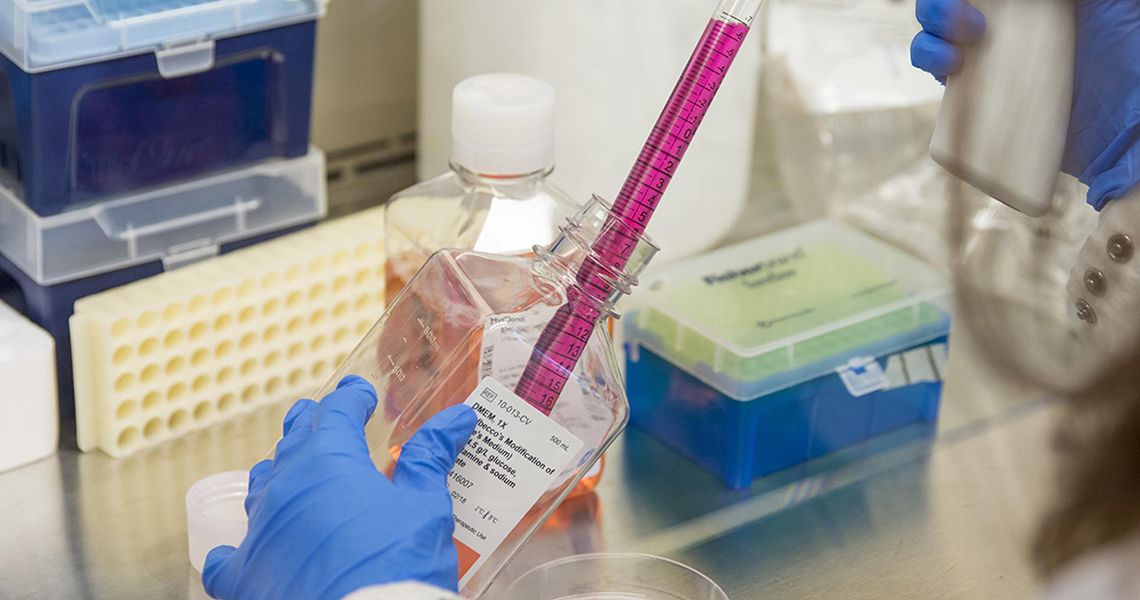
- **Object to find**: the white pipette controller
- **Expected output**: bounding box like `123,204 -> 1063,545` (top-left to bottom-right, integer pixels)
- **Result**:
929,0 -> 1076,217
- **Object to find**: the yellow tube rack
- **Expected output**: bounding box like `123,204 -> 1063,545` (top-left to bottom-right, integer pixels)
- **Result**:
71,207 -> 386,458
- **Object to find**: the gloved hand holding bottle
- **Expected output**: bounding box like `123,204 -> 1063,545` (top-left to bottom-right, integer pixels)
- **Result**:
912,0 -> 1140,210
202,376 -> 476,600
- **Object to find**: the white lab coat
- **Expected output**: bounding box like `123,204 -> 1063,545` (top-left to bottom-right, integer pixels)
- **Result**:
344,583 -> 459,599
343,531 -> 1140,600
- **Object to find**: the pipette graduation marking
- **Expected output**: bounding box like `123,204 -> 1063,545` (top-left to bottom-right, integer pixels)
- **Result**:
516,1 -> 762,414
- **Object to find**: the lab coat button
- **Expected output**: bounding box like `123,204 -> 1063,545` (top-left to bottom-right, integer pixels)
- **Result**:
1084,268 -> 1106,296
1076,299 -> 1097,325
1107,234 -> 1133,263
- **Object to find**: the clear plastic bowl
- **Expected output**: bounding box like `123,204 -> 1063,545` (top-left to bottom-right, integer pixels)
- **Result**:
504,553 -> 729,600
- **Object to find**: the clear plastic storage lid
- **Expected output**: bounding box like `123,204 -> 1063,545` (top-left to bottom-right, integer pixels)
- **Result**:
626,220 -> 952,401
0,0 -> 326,73
0,148 -> 327,286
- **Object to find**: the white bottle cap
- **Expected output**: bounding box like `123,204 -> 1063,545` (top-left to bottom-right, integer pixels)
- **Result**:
186,471 -> 249,573
450,73 -> 556,176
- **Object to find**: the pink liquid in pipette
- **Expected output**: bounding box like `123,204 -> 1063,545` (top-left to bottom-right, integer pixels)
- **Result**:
516,16 -> 752,414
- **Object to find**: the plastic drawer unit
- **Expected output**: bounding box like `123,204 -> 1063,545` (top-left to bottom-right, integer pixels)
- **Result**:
0,0 -> 325,216
624,221 -> 952,489
0,149 -> 327,414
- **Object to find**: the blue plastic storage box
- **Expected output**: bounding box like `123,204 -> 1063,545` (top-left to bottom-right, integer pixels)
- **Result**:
0,149 -> 327,415
624,221 -> 952,489
0,0 -> 325,215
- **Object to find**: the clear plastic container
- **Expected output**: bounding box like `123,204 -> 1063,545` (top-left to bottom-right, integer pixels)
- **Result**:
0,0 -> 326,73
320,197 -> 657,598
0,149 -> 327,286
505,553 -> 729,600
627,220 -> 951,400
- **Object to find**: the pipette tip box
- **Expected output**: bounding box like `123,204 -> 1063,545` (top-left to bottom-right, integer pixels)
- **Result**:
624,221 -> 951,489
0,0 -> 324,215
0,149 -> 327,416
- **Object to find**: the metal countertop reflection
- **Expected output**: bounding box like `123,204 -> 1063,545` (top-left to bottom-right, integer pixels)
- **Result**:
0,327 -> 1058,599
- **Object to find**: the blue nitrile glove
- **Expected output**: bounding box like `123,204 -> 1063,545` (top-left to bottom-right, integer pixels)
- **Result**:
911,0 -> 1140,210
202,375 -> 477,600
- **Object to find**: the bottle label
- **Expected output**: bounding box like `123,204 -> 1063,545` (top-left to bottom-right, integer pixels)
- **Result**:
449,377 -> 584,588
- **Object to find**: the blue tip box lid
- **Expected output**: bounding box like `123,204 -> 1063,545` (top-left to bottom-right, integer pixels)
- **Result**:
0,0 -> 326,73
624,220 -> 953,401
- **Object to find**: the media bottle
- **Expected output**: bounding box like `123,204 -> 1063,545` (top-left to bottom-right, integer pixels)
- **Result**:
322,197 -> 657,596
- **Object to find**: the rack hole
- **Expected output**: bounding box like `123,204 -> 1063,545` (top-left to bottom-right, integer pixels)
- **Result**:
137,310 -> 158,329
111,319 -> 131,337
189,321 -> 208,341
191,348 -> 209,367
310,336 -> 327,352
112,345 -> 133,365
355,320 -> 371,335
286,290 -> 303,308
216,340 -> 234,358
288,368 -> 304,387
189,295 -> 208,313
212,287 -> 233,306
333,328 -> 350,344
115,400 -> 137,420
240,359 -> 258,377
237,280 -> 256,298
263,298 -> 281,317
117,427 -> 140,450
143,418 -> 163,440
354,243 -> 371,259
287,342 -> 304,360
264,352 -> 281,369
165,356 -> 185,375
261,272 -> 281,290
139,337 -> 159,357
217,367 -> 234,384
354,293 -> 370,311
310,361 -> 329,378
285,265 -> 303,282
241,385 -> 259,404
140,365 -> 159,384
238,306 -> 256,325
263,324 -> 281,343
162,303 -> 184,322
286,316 -> 304,334
193,401 -> 212,421
308,283 -> 327,302
143,391 -> 162,411
114,373 -> 136,393
192,375 -> 210,393
240,333 -> 258,351
214,314 -> 233,332
168,383 -> 187,402
308,257 -> 327,274
332,302 -> 349,319
265,377 -> 283,397
218,393 -> 237,413
168,410 -> 190,433
353,269 -> 370,286
163,329 -> 184,349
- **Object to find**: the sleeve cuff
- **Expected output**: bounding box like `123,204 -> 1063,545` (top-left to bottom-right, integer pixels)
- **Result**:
343,582 -> 462,600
